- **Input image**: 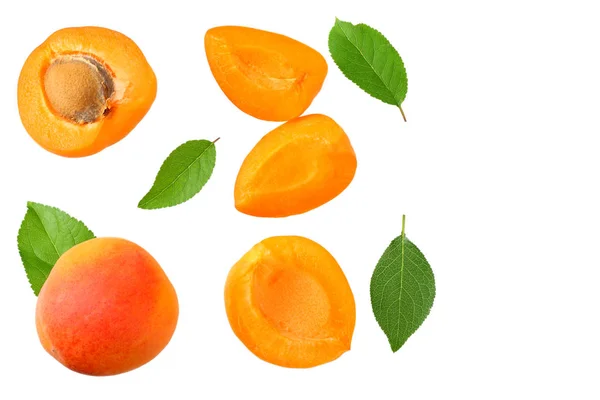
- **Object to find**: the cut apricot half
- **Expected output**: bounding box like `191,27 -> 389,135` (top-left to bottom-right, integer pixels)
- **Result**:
225,236 -> 356,368
205,26 -> 328,121
18,27 -> 157,157
235,114 -> 357,217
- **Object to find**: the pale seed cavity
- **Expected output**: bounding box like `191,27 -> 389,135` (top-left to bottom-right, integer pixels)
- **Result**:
43,55 -> 115,124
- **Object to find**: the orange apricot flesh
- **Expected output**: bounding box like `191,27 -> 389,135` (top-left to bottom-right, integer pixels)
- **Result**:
205,26 -> 328,121
235,114 -> 357,217
36,237 -> 178,376
18,27 -> 157,157
225,236 -> 356,368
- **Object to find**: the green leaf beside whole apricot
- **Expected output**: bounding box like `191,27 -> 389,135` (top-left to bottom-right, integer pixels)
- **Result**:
370,216 -> 436,352
17,202 -> 95,295
329,18 -> 408,120
138,139 -> 218,210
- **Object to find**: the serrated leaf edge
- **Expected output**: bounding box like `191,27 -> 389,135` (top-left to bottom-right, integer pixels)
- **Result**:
17,201 -> 95,296
17,206 -> 48,295
370,234 -> 436,353
329,18 -> 408,108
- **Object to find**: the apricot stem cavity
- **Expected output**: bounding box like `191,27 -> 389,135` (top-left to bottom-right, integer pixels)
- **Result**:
43,55 -> 114,124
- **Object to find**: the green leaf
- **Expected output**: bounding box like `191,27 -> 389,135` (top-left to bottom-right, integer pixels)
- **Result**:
370,215 -> 435,352
138,138 -> 218,210
329,18 -> 408,120
17,202 -> 95,296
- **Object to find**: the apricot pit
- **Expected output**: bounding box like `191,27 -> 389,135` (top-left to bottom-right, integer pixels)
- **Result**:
43,55 -> 114,124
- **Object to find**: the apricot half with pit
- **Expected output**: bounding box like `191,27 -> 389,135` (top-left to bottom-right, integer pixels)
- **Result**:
18,27 -> 157,157
205,26 -> 328,121
36,238 -> 179,376
225,236 -> 356,368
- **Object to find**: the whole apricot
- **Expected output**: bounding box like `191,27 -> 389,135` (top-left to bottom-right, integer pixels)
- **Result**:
35,238 -> 178,376
18,27 -> 157,157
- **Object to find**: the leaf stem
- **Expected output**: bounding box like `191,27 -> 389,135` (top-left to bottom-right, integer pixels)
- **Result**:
401,214 -> 406,238
213,137 -> 221,144
399,106 -> 407,122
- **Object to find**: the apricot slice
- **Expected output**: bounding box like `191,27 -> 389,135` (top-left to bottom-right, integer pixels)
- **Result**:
205,26 -> 328,121
225,236 -> 356,368
235,114 -> 357,217
18,27 -> 157,157
36,238 -> 179,376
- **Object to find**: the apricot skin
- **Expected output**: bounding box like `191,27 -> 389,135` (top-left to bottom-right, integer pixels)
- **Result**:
225,236 -> 356,368
205,26 -> 328,121
35,238 -> 178,376
18,27 -> 157,157
235,114 -> 357,218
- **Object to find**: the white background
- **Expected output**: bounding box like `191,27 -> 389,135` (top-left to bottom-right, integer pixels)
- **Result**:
1,0 -> 599,398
